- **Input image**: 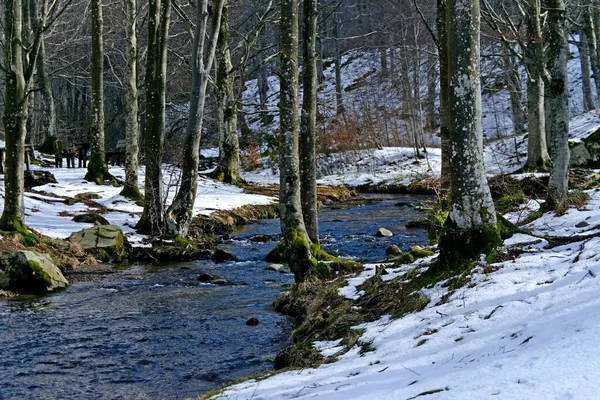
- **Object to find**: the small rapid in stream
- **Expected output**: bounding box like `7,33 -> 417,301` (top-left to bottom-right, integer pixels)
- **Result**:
0,194 -> 429,400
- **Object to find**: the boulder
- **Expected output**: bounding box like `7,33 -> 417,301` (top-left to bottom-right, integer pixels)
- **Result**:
0,251 -> 68,293
68,225 -> 127,262
198,273 -> 217,282
246,317 -> 260,326
24,170 -> 57,189
212,249 -> 238,263
385,245 -> 402,258
248,234 -> 273,243
376,227 -> 393,237
72,214 -> 110,226
264,263 -> 285,272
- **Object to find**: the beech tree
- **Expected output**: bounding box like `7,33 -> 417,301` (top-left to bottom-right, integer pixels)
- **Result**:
1,0 -> 44,232
85,0 -> 112,184
211,0 -> 241,185
279,0 -> 315,281
438,0 -> 500,268
300,0 -> 319,244
545,0 -> 570,207
120,0 -> 142,200
136,0 -> 171,235
165,0 -> 224,237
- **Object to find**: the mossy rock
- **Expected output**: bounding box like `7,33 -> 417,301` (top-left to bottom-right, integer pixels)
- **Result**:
68,225 -> 128,262
72,214 -> 110,226
392,246 -> 434,266
0,250 -> 68,293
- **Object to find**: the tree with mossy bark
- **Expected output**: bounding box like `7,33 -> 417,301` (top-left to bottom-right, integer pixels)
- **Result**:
1,0 -> 43,234
279,0 -> 318,282
85,0 -> 114,184
437,0 -> 500,269
210,0 -> 241,186
165,0 -> 225,237
136,0 -> 171,235
120,0 -> 143,201
544,0 -> 570,208
300,0 -> 319,244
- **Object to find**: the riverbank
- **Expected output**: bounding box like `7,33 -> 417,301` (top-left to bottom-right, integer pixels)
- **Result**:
198,171 -> 600,400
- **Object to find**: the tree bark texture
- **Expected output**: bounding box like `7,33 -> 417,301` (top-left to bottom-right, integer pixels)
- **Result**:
1,0 -> 28,230
136,0 -> 171,235
85,0 -> 111,184
438,0 -> 500,268
300,0 -> 319,244
437,0 -> 450,191
577,31 -> 595,112
503,53 -> 526,135
213,1 -> 241,185
165,0 -> 224,237
524,0 -> 550,168
120,0 -> 142,200
583,5 -> 600,98
1,0 -> 42,231
545,0 -> 570,206
279,0 -> 314,282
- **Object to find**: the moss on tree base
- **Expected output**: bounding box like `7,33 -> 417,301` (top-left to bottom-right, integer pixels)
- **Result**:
207,168 -> 243,187
437,219 -> 501,270
0,215 -> 39,246
84,154 -> 116,184
119,184 -> 144,203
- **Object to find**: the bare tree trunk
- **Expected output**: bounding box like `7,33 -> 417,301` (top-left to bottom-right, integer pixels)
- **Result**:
425,49 -> 438,131
257,33 -> 270,125
120,0 -> 142,200
578,31 -> 595,112
524,0 -> 550,168
31,0 -> 56,142
545,0 -> 570,207
165,0 -> 224,237
300,0 -> 319,244
280,0 -> 314,282
136,0 -> 171,235
85,0 -> 112,184
212,1 -> 241,185
583,5 -> 600,99
437,0 -> 450,191
438,0 -> 500,269
1,0 -> 42,233
503,52 -> 526,135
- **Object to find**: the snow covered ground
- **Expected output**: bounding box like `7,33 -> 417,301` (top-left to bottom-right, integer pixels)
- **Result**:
7,162 -> 275,245
208,194 -> 600,400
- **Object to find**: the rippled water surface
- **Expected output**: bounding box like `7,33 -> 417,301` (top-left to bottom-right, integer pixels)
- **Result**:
0,194 -> 428,399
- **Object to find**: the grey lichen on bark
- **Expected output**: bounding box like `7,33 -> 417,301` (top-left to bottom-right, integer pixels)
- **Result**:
120,0 -> 143,201
165,0 -> 225,238
136,0 -> 171,235
85,0 -> 113,185
211,0 -> 242,186
545,0 -> 570,208
300,0 -> 319,244
438,0 -> 500,269
524,0 -> 550,169
279,0 -> 314,282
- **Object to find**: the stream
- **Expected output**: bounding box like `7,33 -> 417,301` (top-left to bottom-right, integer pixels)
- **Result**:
0,194 -> 429,400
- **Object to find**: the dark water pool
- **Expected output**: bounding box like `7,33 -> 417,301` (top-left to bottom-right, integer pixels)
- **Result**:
0,194 -> 429,399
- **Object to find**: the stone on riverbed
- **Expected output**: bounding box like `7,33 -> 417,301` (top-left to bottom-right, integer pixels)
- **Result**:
68,225 -> 127,262
385,245 -> 402,258
212,248 -> 238,263
248,234 -> 273,243
376,227 -> 393,237
0,250 -> 68,293
264,263 -> 286,272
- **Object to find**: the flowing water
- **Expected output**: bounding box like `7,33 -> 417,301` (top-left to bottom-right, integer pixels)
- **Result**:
0,194 -> 429,400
